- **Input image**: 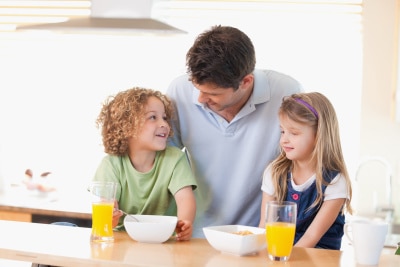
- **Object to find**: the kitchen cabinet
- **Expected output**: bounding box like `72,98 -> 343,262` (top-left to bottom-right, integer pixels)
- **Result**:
0,210 -> 31,222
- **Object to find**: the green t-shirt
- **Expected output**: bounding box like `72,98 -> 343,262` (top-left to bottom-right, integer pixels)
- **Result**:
93,146 -> 197,230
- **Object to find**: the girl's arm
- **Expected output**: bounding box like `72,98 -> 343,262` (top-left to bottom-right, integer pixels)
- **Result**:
295,198 -> 345,248
174,186 -> 196,241
258,192 -> 275,228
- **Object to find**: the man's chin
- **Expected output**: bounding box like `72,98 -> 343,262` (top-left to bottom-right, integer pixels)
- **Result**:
206,103 -> 221,112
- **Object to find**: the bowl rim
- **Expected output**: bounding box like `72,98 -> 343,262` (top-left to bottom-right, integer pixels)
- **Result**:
202,224 -> 266,256
124,214 -> 178,224
123,215 -> 178,243
203,224 -> 265,236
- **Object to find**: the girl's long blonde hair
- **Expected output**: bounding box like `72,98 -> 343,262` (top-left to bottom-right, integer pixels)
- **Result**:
271,92 -> 353,214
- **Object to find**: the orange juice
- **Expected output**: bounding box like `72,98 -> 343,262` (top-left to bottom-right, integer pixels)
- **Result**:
91,202 -> 114,242
266,222 -> 296,257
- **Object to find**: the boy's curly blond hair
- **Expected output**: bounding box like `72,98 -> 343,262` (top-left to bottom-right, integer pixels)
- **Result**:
96,87 -> 174,156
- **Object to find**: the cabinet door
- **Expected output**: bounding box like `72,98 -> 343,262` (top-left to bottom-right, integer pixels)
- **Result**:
0,211 -> 31,222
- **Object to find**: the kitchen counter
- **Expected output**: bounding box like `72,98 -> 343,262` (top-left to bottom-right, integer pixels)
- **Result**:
0,185 -> 91,224
0,220 -> 398,267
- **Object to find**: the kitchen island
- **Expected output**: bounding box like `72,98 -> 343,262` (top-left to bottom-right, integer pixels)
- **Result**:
0,220 -> 398,267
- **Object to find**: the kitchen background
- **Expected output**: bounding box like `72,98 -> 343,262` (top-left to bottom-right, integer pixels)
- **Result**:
0,0 -> 398,223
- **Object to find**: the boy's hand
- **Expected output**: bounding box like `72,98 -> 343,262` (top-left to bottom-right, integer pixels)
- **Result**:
175,219 -> 192,241
112,200 -> 123,228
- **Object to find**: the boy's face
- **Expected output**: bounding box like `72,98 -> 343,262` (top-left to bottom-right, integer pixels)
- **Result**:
130,96 -> 170,152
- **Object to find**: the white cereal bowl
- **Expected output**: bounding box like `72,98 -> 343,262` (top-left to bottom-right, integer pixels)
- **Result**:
124,215 -> 178,243
203,225 -> 266,256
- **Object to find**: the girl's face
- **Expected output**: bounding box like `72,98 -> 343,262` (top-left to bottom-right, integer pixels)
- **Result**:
279,114 -> 316,163
132,96 -> 170,152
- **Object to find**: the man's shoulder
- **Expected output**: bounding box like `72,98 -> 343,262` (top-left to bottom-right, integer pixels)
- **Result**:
166,73 -> 194,100
167,74 -> 191,91
253,69 -> 303,98
170,73 -> 189,83
256,69 -> 301,85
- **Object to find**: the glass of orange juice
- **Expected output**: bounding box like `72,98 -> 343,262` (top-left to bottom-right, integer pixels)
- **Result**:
265,201 -> 297,261
89,181 -> 118,243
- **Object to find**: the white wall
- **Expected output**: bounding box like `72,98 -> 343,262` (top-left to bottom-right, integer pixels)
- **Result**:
359,0 -> 400,222
0,33 -> 191,190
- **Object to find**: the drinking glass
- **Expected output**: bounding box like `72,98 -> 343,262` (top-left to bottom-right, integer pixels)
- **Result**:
89,181 -> 118,243
265,201 -> 297,261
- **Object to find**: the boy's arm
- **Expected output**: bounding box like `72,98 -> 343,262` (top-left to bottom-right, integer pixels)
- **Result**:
175,186 -> 196,241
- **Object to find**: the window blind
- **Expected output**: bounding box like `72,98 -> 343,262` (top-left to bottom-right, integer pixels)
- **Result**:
0,0 -> 90,31
0,0 -> 362,33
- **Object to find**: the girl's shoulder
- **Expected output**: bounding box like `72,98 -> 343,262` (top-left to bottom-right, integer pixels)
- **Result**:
325,172 -> 349,189
323,170 -> 340,183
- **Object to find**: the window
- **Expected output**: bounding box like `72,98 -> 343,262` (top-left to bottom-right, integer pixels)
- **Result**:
0,0 -> 363,189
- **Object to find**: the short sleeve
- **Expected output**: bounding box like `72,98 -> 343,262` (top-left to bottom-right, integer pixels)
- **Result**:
261,164 -> 275,196
324,173 -> 349,201
165,147 -> 197,195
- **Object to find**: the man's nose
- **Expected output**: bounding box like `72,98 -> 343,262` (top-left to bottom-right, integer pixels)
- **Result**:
198,92 -> 208,103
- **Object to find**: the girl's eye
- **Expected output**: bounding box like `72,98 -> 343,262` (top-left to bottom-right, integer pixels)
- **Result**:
149,115 -> 157,120
163,116 -> 168,121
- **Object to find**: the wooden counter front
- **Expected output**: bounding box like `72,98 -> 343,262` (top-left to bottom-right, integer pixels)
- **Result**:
0,186 -> 91,224
0,220 -> 398,267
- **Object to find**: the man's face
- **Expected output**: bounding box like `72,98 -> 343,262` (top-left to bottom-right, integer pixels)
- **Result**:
193,81 -> 249,113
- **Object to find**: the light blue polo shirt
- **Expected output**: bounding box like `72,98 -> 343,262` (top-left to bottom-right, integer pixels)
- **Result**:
167,69 -> 303,237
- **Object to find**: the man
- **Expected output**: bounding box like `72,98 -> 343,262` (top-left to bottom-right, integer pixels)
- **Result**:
166,25 -> 303,237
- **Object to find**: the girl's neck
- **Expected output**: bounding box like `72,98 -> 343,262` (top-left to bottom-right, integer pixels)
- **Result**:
291,161 -> 316,184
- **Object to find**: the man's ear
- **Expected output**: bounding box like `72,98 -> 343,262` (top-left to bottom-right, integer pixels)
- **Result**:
241,74 -> 254,90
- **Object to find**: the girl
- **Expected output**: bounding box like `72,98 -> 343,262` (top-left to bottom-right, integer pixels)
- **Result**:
93,87 -> 197,241
259,92 -> 352,250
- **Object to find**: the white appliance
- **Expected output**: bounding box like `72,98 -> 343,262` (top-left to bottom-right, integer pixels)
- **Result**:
18,0 -> 185,34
